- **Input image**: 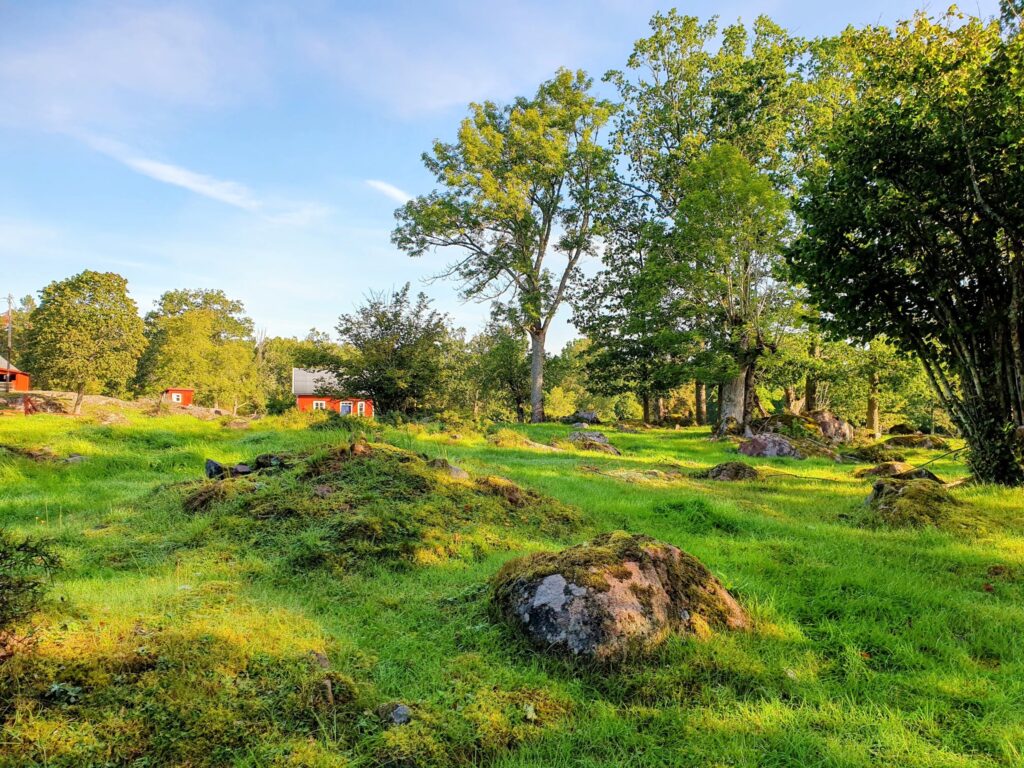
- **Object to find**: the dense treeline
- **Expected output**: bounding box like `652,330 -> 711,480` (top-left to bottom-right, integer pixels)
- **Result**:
6,3 -> 1023,482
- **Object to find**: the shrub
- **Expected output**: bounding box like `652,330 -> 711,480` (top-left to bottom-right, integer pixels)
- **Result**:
0,530 -> 60,641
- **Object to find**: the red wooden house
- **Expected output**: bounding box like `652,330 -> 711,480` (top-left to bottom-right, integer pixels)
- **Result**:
0,355 -> 30,392
291,368 -> 374,418
163,387 -> 194,406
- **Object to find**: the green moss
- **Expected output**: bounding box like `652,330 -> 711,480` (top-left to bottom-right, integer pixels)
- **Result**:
864,478 -> 960,529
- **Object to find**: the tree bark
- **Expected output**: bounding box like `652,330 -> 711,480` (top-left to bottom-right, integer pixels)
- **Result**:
805,341 -> 819,412
695,381 -> 706,426
73,384 -> 85,416
716,369 -> 746,435
866,370 -> 881,438
529,329 -> 546,423
641,392 -> 651,425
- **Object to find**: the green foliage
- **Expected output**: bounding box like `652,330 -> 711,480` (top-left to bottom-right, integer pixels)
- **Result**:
329,284 -> 452,416
787,12 -> 1024,483
2,295 -> 35,369
393,68 -> 616,421
0,530 -> 59,638
136,289 -> 263,413
23,271 -> 146,409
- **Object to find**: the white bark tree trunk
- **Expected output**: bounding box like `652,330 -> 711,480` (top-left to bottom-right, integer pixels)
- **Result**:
529,329 -> 546,423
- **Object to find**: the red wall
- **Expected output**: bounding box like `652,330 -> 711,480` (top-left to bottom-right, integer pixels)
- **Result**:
11,372 -> 30,392
165,388 -> 194,407
296,395 -> 374,418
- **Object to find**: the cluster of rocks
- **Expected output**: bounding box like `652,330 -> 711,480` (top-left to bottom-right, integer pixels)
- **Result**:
705,461 -> 759,481
561,411 -> 600,426
204,452 -> 292,480
491,532 -> 748,661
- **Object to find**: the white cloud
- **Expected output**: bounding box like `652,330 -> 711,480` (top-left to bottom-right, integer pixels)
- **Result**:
365,180 -> 412,204
82,134 -> 327,224
0,3 -> 263,131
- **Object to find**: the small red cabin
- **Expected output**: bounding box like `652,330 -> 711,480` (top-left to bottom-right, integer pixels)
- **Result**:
0,355 -> 29,392
292,368 -> 374,418
163,387 -> 194,407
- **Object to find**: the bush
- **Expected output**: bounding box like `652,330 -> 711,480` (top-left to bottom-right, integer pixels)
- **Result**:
0,530 -> 60,640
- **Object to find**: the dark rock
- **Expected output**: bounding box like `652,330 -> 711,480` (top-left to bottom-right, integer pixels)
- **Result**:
738,434 -> 803,459
567,431 -> 621,456
707,461 -> 759,481
379,703 -> 412,726
492,531 -> 749,661
887,423 -> 917,435
231,464 -> 253,477
205,459 -> 227,479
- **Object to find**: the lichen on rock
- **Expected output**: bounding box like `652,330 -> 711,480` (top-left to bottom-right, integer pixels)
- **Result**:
491,532 -> 749,661
865,478 -> 958,528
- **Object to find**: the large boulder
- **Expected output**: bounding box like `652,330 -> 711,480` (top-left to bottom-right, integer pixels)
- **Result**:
567,431 -> 622,456
706,461 -> 759,481
492,532 -> 749,661
808,410 -> 854,444
887,423 -> 918,435
866,478 -> 958,528
750,412 -> 821,439
738,434 -> 803,459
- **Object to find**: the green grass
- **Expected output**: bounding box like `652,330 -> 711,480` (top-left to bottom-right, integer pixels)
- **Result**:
1,413 -> 1023,766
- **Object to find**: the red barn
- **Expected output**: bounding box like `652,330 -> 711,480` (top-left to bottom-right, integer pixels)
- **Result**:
0,355 -> 30,392
163,387 -> 194,407
292,368 -> 374,418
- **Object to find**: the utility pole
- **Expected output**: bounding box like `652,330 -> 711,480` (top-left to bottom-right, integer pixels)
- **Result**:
5,293 -> 12,366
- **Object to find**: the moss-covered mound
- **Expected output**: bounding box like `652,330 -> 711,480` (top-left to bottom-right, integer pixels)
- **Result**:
846,442 -> 907,463
178,441 -> 580,572
865,478 -> 958,529
854,461 -> 914,479
750,412 -> 823,439
885,434 -> 951,451
491,532 -> 749,661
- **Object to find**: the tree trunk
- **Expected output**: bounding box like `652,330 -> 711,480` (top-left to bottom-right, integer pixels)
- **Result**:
716,369 -> 746,435
529,329 -> 546,423
866,370 -> 881,438
695,382 -> 706,426
73,384 -> 85,416
641,392 -> 651,425
959,395 -> 1024,485
657,396 -> 667,423
744,362 -> 766,423
783,385 -> 796,412
805,341 -> 820,412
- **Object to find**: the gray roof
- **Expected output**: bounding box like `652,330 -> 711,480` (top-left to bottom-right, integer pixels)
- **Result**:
291,367 -> 342,396
0,354 -> 20,372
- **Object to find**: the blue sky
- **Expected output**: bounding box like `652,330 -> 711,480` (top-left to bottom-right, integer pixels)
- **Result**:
0,0 -> 1000,349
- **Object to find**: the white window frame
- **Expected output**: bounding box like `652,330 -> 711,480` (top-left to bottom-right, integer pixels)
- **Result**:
312,400 -> 327,411
171,392 -> 183,403
357,401 -> 366,416
340,401 -> 353,415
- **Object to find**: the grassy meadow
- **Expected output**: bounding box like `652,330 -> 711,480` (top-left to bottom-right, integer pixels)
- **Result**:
1,411 -> 1023,767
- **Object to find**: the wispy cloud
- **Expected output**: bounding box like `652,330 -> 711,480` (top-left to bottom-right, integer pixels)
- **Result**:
365,179 -> 412,204
82,134 -> 327,224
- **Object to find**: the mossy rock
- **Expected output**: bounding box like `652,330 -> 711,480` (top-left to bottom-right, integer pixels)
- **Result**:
491,532 -> 749,662
750,412 -> 823,439
885,434 -> 951,451
566,431 -> 622,456
865,479 -> 958,528
853,461 -> 914,479
704,462 -> 760,481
